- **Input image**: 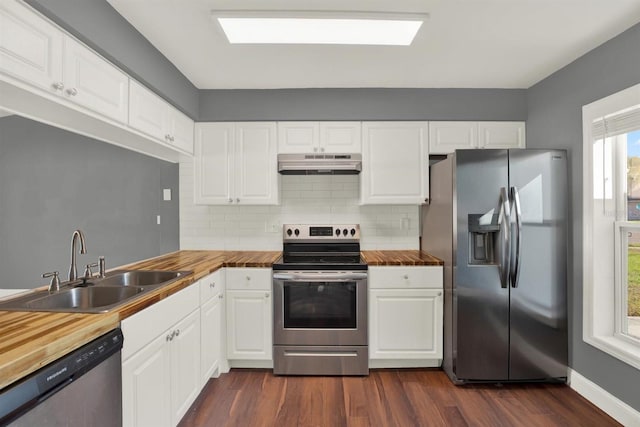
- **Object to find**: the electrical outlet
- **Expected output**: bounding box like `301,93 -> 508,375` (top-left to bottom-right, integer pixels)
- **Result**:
163,189 -> 171,201
157,215 -> 161,225
401,217 -> 410,230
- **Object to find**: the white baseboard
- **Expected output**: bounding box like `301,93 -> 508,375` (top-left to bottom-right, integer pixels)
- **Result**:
569,369 -> 640,426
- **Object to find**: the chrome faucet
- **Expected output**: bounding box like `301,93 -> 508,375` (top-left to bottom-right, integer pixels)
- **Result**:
69,230 -> 87,281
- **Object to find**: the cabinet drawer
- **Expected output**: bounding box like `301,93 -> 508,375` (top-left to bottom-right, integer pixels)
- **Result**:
199,269 -> 224,303
226,268 -> 272,290
368,266 -> 443,289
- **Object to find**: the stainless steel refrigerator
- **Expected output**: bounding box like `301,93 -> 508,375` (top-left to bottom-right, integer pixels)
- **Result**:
421,149 -> 568,383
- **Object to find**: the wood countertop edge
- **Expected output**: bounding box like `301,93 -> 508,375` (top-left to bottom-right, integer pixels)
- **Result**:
0,312 -> 119,390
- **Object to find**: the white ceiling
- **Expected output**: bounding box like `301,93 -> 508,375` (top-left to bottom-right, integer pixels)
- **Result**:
107,0 -> 640,90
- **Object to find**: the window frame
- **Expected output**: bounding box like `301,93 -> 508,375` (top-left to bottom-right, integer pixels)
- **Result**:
583,82 -> 640,370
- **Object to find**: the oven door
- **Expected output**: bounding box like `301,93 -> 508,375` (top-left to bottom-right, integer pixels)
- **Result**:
273,271 -> 368,346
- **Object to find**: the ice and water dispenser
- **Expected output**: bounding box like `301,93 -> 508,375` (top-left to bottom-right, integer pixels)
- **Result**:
468,213 -> 500,265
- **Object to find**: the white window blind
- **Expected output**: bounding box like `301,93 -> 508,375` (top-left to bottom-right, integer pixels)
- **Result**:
592,105 -> 640,139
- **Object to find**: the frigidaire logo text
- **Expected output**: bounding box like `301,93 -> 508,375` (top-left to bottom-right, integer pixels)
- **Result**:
46,367 -> 68,382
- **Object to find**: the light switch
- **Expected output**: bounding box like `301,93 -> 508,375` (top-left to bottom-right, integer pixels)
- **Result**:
163,189 -> 171,201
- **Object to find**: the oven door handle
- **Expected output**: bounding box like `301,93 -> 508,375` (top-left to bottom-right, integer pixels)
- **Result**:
273,272 -> 368,282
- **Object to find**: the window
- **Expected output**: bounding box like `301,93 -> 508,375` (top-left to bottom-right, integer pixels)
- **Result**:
583,83 -> 640,369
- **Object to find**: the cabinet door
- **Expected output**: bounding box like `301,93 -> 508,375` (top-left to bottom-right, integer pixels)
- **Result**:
194,123 -> 234,204
200,293 -> 222,386
0,0 -> 63,93
361,122 -> 429,204
478,122 -> 526,149
277,122 -> 319,153
170,310 -> 201,426
128,80 -> 166,141
168,107 -> 194,154
234,122 -> 278,204
63,36 -> 129,123
226,290 -> 272,360
369,289 -> 443,360
122,334 -> 171,427
320,122 -> 361,153
428,121 -> 477,154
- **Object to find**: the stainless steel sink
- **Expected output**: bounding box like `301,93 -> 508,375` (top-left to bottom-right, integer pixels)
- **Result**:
0,269 -> 192,313
25,286 -> 145,311
95,270 -> 189,287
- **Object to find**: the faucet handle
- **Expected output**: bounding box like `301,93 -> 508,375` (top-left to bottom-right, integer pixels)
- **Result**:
84,262 -> 99,279
43,271 -> 61,292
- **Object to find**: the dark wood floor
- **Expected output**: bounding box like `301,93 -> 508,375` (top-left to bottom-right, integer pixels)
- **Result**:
178,369 -> 620,427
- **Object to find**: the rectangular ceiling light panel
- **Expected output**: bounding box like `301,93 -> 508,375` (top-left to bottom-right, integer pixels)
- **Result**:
217,17 -> 423,46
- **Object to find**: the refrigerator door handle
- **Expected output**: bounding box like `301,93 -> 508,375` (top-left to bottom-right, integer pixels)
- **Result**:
498,187 -> 511,289
510,186 -> 523,288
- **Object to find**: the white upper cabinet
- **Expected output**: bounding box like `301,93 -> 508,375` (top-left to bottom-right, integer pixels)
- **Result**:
129,80 -> 194,154
430,121 -> 526,153
0,1 -> 128,123
361,121 -> 429,204
278,121 -> 361,154
478,121 -> 526,149
429,121 -> 477,154
0,0 -> 63,93
62,36 -> 129,123
194,122 -> 279,205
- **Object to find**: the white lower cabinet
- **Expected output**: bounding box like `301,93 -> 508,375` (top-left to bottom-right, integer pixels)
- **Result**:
200,269 -> 225,386
368,266 -> 443,367
121,285 -> 201,427
226,268 -> 272,363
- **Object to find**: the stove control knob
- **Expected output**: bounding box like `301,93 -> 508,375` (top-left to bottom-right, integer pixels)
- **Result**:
343,228 -> 348,236
335,229 -> 341,236
286,228 -> 292,236
294,229 -> 300,236
350,228 -> 356,236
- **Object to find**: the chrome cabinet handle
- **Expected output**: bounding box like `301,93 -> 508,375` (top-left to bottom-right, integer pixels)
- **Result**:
265,293 -> 270,298
228,198 -> 233,203
320,147 -> 325,152
403,274 -> 409,280
210,282 -> 215,288
218,294 -> 223,299
66,88 -> 78,96
246,276 -> 251,281
313,147 -> 318,152
166,333 -> 173,342
236,198 -> 240,203
175,329 -> 180,337
165,134 -> 171,141
52,82 -> 64,90
170,135 -> 175,142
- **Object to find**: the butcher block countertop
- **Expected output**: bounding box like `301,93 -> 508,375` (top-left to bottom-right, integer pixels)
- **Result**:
0,250 -> 279,390
0,249 -> 440,390
361,250 -> 443,266
0,311 -> 119,390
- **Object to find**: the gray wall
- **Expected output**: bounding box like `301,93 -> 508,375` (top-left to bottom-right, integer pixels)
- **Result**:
199,88 -> 527,121
24,0 -> 199,119
0,116 -> 179,289
526,22 -> 640,410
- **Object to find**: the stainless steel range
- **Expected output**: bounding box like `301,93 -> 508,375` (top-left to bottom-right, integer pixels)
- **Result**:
272,224 -> 368,376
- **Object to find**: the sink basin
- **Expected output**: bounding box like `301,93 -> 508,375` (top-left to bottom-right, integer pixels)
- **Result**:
96,270 -> 190,287
26,286 -> 145,311
0,286 -> 146,313
0,269 -> 192,313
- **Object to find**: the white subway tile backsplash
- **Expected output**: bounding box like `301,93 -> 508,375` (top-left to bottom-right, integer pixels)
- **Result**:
180,159 -> 419,250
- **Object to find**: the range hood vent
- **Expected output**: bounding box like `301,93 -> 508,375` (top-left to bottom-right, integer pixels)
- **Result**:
278,153 -> 362,175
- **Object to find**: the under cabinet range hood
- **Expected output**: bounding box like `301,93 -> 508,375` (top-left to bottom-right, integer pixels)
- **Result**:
278,153 -> 362,175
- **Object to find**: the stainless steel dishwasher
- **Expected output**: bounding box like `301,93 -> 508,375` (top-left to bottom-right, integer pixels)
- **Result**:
0,328 -> 123,427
